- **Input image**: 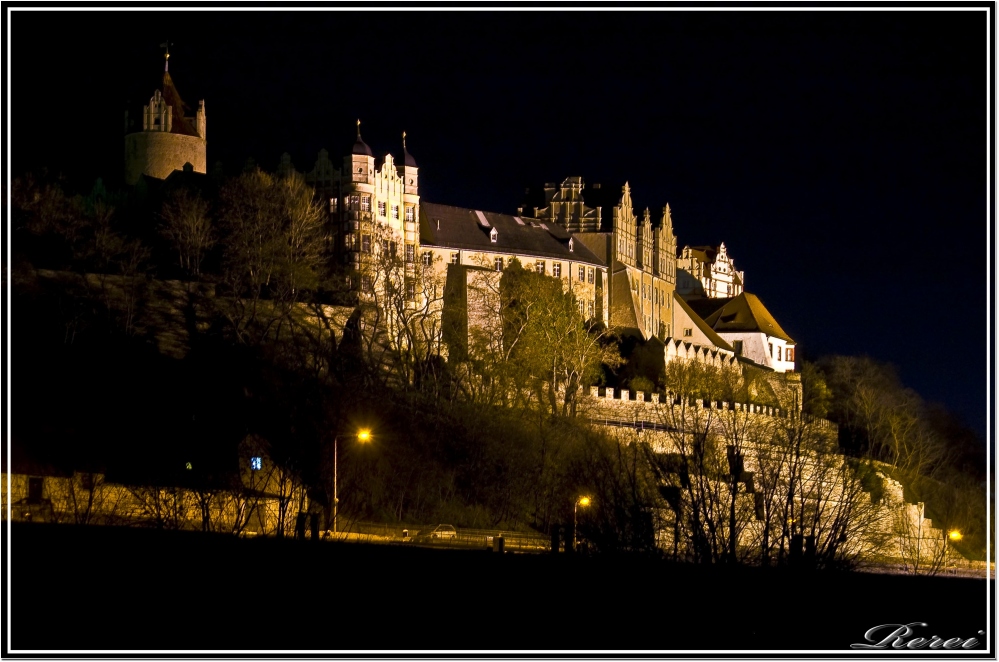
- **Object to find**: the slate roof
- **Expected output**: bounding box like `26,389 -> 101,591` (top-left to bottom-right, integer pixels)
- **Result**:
673,293 -> 734,352
700,293 -> 795,343
161,72 -> 199,137
420,202 -> 605,266
353,135 -> 374,156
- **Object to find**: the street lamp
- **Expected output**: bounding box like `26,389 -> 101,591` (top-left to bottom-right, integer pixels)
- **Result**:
333,428 -> 372,538
945,529 -> 963,566
574,496 -> 592,552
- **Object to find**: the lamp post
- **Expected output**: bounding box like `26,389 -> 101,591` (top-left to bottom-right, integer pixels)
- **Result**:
946,529 -> 962,566
574,496 -> 591,552
333,429 -> 371,538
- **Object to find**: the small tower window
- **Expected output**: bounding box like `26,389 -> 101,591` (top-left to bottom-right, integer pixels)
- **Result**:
250,457 -> 262,471
490,228 -> 498,243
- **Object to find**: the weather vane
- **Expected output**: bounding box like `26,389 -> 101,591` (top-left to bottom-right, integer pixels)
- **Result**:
356,118 -> 361,139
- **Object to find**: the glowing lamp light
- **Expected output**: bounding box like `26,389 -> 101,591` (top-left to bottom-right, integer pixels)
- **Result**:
357,429 -> 372,443
948,530 -> 963,541
578,496 -> 592,507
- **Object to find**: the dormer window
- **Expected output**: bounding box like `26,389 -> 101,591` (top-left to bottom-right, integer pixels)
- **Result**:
490,228 -> 498,243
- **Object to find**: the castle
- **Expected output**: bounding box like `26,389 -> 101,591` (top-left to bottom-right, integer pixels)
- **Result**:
123,53 -> 797,386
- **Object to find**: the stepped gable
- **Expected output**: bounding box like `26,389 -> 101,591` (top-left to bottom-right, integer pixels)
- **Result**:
420,201 -> 604,265
701,292 -> 794,343
673,292 -> 734,351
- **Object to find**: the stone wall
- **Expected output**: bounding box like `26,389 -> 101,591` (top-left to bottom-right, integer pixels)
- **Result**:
124,131 -> 206,185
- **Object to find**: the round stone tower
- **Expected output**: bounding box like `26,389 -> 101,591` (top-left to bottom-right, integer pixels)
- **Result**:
124,47 -> 206,185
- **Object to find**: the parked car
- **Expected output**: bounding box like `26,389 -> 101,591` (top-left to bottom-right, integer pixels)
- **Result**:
428,524 -> 457,540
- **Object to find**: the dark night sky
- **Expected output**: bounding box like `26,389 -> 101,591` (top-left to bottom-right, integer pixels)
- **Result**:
9,8 -> 992,437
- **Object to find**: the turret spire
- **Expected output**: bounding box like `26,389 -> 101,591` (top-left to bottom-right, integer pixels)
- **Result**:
402,130 -> 407,149
160,41 -> 172,72
357,118 -> 361,139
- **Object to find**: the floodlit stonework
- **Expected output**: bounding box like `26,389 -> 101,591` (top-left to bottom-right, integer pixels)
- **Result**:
124,56 -> 207,185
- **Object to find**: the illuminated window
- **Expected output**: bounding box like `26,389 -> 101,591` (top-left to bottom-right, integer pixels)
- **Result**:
495,257 -> 504,271
392,205 -> 400,220
588,268 -> 594,284
786,347 -> 795,362
350,195 -> 359,209
451,252 -> 460,264
250,457 -> 262,471
422,252 -> 433,267
578,300 -> 585,316
405,206 -> 415,222
490,227 -> 498,243
360,196 -> 371,212
579,266 -> 585,281
683,328 -> 693,337
378,201 -> 387,216
330,197 -> 338,213
406,280 -> 416,301
405,244 -> 415,263
535,260 -> 545,274
552,263 -> 561,278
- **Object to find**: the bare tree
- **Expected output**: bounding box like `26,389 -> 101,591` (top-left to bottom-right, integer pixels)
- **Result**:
160,189 -> 214,277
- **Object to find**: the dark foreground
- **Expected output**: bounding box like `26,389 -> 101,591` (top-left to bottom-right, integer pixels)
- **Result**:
5,524 -> 993,653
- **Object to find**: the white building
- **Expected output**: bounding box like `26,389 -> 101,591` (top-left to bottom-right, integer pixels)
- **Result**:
676,242 -> 744,299
687,293 -> 796,373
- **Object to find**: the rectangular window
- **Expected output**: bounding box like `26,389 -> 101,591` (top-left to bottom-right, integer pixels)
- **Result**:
422,252 -> 433,267
405,244 -> 415,263
28,477 -> 43,504
350,195 -> 359,209
588,268 -> 595,284
405,206 -> 415,223
360,196 -> 371,212
733,340 -> 744,356
451,252 -> 460,264
406,280 -> 416,301
392,205 -> 400,220
786,347 -> 795,362
390,241 -> 397,257
552,263 -> 561,278
381,239 -> 390,255
683,328 -> 693,337
361,235 -> 371,253
777,346 -> 782,361
588,301 -> 594,319
250,457 -> 262,471
769,343 -> 774,358
579,266 -> 585,282
578,300 -> 585,317
495,257 -> 504,271
378,201 -> 387,216
535,260 -> 545,274
330,197 -> 338,213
